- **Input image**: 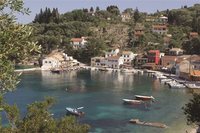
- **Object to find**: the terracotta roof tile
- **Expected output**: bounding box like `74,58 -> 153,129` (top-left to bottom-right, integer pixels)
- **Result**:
70,38 -> 82,42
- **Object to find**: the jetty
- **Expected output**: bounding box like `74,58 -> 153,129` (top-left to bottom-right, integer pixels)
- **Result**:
129,119 -> 167,128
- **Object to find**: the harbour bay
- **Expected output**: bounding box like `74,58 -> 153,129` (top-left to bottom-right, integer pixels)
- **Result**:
4,70 -> 194,133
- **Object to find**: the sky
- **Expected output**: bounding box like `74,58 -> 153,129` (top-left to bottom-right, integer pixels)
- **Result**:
17,0 -> 200,24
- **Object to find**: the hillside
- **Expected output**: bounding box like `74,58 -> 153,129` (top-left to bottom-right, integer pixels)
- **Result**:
29,4 -> 200,63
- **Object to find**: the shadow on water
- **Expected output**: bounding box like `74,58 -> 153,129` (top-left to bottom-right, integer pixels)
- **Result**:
122,103 -> 152,111
82,118 -> 128,131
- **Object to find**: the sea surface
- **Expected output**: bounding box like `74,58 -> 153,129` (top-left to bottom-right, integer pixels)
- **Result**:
4,70 -> 194,133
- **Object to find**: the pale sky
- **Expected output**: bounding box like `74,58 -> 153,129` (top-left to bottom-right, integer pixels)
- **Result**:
17,0 -> 200,24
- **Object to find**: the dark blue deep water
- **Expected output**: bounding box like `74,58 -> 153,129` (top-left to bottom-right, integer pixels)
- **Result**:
4,70 -> 193,133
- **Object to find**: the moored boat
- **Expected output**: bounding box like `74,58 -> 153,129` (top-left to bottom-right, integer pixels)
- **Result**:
66,107 -> 85,116
135,95 -> 155,101
123,99 -> 144,105
51,69 -> 61,74
129,119 -> 167,128
184,83 -> 200,89
167,81 -> 186,88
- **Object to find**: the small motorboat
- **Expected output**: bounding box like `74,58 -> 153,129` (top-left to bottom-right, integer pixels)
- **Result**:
135,95 -> 155,101
123,99 -> 144,105
129,118 -> 167,128
184,83 -> 200,89
51,69 -> 61,74
66,107 -> 85,116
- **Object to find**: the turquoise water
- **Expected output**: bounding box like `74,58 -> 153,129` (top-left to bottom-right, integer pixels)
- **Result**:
4,70 -> 193,133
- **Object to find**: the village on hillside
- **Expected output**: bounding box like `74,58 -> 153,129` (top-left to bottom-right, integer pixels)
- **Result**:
38,12 -> 200,84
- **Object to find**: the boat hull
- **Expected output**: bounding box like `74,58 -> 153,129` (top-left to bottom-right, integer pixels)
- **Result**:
135,95 -> 154,101
66,107 -> 85,117
123,99 -> 143,105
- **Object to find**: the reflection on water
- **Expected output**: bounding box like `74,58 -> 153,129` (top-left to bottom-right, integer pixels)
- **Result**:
5,70 -> 193,133
90,71 -> 134,89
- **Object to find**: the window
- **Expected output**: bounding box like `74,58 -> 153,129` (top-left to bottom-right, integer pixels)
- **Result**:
49,61 -> 51,63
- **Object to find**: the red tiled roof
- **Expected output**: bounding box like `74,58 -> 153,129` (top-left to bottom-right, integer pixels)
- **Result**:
191,70 -> 200,76
134,31 -> 144,36
122,51 -> 133,55
190,32 -> 198,36
152,25 -> 167,29
107,56 -> 120,60
148,50 -> 160,53
70,38 -> 82,42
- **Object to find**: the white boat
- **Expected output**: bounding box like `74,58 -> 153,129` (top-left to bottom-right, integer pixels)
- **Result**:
135,95 -> 155,101
167,81 -> 185,88
123,99 -> 144,104
160,78 -> 172,83
184,83 -> 200,89
66,107 -> 84,116
121,69 -> 135,73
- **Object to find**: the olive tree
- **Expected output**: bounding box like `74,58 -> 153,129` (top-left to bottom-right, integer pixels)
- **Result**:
183,94 -> 200,126
0,1 -> 90,132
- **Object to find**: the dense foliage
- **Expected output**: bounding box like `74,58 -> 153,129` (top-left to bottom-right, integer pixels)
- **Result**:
183,94 -> 200,126
30,3 -> 200,62
0,1 -> 90,132
0,97 -> 90,133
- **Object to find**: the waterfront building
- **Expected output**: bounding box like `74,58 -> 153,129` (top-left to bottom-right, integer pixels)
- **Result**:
70,37 -> 87,50
121,51 -> 136,65
133,55 -> 148,68
41,51 -> 64,70
41,51 -> 79,70
175,55 -> 200,80
147,50 -> 160,65
152,24 -> 168,35
91,57 -> 106,67
106,56 -> 124,69
161,56 -> 177,67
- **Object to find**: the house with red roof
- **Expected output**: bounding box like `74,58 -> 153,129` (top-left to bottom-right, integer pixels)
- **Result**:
70,37 -> 87,50
152,24 -> 168,35
106,56 -> 124,69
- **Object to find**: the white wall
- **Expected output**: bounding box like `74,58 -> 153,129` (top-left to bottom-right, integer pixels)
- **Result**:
41,57 -> 61,70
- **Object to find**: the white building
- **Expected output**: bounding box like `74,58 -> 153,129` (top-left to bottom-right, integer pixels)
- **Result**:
169,48 -> 183,56
121,51 -> 136,65
121,12 -> 131,22
157,15 -> 168,24
41,52 -> 64,70
41,51 -> 78,70
152,25 -> 168,35
106,56 -> 124,69
105,49 -> 120,58
70,37 -> 87,50
91,57 -> 106,67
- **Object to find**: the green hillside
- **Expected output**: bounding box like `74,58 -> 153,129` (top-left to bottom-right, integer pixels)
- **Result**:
30,4 -> 200,63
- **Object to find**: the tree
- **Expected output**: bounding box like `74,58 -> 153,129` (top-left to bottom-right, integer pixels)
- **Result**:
0,0 -> 40,92
106,5 -> 120,16
90,7 -> 94,13
182,37 -> 200,54
134,8 -> 140,22
96,6 -> 100,12
0,1 -> 90,132
0,97 -> 90,133
183,94 -> 200,126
